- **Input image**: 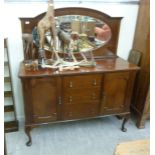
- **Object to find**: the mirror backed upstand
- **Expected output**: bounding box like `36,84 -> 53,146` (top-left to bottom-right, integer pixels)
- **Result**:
19,7 -> 139,146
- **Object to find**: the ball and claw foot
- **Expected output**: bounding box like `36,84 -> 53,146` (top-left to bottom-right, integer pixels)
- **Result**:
121,127 -> 127,132
26,140 -> 32,146
121,114 -> 130,132
25,127 -> 32,146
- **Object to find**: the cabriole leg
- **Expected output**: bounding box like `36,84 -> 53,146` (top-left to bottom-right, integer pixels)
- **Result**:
25,126 -> 32,146
121,114 -> 130,132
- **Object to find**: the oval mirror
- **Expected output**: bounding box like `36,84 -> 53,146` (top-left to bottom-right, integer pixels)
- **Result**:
55,15 -> 112,53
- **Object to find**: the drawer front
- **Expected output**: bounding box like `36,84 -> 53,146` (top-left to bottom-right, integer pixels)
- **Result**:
63,74 -> 102,89
63,88 -> 101,105
63,104 -> 99,120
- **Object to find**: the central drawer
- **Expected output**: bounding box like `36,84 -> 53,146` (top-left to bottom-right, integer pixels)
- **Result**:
63,103 -> 99,120
62,74 -> 103,89
63,88 -> 101,105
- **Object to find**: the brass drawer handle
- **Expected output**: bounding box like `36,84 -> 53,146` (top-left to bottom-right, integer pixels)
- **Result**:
69,96 -> 73,102
58,96 -> 62,104
37,116 -> 52,119
93,79 -> 97,86
69,82 -> 73,88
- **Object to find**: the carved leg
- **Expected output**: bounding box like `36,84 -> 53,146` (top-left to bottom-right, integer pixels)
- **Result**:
25,126 -> 32,146
121,114 -> 130,132
116,115 -> 123,120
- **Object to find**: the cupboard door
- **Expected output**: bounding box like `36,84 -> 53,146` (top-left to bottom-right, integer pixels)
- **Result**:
100,72 -> 129,114
29,77 -> 58,123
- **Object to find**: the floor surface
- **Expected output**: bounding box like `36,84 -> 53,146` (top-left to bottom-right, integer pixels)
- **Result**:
6,116 -> 150,155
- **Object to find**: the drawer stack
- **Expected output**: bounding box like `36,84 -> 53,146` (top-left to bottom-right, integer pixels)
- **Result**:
62,74 -> 103,120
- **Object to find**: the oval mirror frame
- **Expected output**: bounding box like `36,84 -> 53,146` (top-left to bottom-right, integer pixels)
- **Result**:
55,14 -> 112,54
20,7 -> 122,59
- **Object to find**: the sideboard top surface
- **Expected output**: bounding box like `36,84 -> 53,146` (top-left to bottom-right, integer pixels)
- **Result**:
18,57 -> 139,78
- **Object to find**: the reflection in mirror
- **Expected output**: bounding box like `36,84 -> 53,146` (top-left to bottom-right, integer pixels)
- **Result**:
30,15 -> 112,54
55,15 -> 112,53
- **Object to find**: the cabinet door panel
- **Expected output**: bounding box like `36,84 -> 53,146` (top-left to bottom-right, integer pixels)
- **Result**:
100,72 -> 129,114
30,77 -> 58,123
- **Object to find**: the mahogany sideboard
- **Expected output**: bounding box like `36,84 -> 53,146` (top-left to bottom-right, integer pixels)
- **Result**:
19,57 -> 139,146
